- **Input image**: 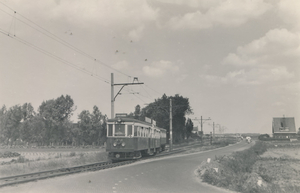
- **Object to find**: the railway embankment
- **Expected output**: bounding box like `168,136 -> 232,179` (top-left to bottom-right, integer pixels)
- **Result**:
0,147 -> 108,178
197,140 -> 300,193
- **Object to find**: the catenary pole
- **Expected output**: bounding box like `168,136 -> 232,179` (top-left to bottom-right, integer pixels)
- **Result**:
111,73 -> 114,119
169,98 -> 172,152
111,73 -> 143,119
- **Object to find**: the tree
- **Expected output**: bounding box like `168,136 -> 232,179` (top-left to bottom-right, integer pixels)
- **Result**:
39,95 -> 75,123
38,95 -> 75,145
141,94 -> 193,143
0,105 -> 6,117
78,110 -> 92,145
185,118 -> 194,139
77,106 -> 106,146
20,116 -> 46,145
21,103 -> 35,121
91,106 -> 107,145
0,105 -> 7,144
19,103 -> 36,143
128,105 -> 142,120
0,105 -> 23,145
133,105 -> 141,120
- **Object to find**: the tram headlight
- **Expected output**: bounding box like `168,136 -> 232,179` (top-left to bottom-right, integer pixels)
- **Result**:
121,142 -> 126,147
115,154 -> 120,158
113,142 -> 117,147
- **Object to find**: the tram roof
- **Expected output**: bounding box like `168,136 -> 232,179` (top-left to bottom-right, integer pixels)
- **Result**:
107,117 -> 166,131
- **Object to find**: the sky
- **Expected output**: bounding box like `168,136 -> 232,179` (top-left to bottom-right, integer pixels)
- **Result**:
0,0 -> 299,134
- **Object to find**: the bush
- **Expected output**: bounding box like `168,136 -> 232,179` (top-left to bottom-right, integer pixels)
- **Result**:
16,156 -> 28,163
69,152 -> 76,157
200,141 -> 268,192
0,151 -> 20,158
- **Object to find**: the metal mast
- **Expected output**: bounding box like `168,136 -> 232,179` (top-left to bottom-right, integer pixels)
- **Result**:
111,73 -> 144,118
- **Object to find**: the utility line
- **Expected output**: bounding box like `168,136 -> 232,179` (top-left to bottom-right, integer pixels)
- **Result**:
0,2 -> 131,78
136,91 -> 153,100
141,85 -> 153,99
144,83 -> 163,96
0,1 -> 165,102
0,27 -> 110,83
132,93 -> 146,103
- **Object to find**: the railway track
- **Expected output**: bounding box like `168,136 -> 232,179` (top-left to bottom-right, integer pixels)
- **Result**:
0,160 -> 136,188
0,148 -> 186,188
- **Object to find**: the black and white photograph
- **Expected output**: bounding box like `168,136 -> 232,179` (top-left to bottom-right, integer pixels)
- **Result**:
0,0 -> 299,192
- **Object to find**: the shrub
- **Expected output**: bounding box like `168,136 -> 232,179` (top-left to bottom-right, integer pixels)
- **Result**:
200,141 -> 268,192
0,151 -> 20,158
69,152 -> 76,157
16,156 -> 28,163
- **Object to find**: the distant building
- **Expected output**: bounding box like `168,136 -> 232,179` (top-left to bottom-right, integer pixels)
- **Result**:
272,117 -> 297,139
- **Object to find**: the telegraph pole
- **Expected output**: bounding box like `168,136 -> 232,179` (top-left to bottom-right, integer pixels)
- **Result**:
111,73 -> 143,119
213,122 -> 215,140
169,98 -> 172,152
201,116 -> 203,133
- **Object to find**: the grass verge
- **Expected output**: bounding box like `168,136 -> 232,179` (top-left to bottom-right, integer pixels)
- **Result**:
198,141 -> 268,193
0,152 -> 108,177
198,141 -> 300,193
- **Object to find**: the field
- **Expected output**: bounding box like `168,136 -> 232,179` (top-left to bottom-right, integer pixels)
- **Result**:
197,140 -> 300,193
254,142 -> 300,192
0,147 -> 108,177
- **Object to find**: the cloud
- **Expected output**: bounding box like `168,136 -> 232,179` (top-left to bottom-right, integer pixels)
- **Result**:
213,28 -> 300,86
223,28 -> 300,67
201,66 -> 294,86
168,11 -> 212,30
157,0 -> 222,9
269,82 -> 300,95
51,0 -> 159,28
199,74 -> 227,86
143,60 -> 179,77
3,0 -> 159,38
112,60 -> 129,70
168,0 -> 271,30
277,0 -> 300,30
128,25 -> 145,42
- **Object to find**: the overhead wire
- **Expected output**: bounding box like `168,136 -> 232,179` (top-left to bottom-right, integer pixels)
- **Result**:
0,26 -> 110,83
0,2 -> 132,78
141,84 -> 153,99
144,83 -> 163,96
0,1 -> 167,104
132,92 -> 146,104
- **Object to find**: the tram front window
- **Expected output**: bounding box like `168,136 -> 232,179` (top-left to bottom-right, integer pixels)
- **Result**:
115,124 -> 125,136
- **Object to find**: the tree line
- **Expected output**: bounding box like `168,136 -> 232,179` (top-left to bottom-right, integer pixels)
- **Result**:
0,94 -> 194,146
0,95 -> 106,146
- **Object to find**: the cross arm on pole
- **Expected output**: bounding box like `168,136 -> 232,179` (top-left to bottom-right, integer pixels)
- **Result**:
114,83 -> 144,86
111,73 -> 144,119
113,82 -> 144,101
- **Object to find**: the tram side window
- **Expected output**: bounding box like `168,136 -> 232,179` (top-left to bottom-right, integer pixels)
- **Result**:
115,124 -> 125,136
128,125 -> 132,136
108,125 -> 113,136
134,126 -> 138,136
